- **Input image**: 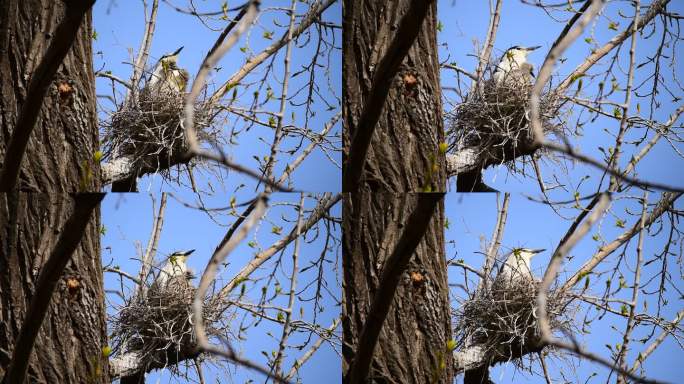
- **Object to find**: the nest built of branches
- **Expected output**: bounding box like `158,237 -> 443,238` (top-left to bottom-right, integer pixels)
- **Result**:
455,277 -> 575,367
102,88 -> 213,181
447,69 -> 566,174
110,280 -> 227,373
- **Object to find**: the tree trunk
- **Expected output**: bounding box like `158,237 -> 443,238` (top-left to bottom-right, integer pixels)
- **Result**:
343,0 -> 445,192
343,193 -> 452,383
0,1 -> 107,383
342,1 -> 452,382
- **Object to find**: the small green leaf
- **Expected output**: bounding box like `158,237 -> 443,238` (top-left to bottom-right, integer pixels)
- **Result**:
436,21 -> 444,32
608,22 -> 619,31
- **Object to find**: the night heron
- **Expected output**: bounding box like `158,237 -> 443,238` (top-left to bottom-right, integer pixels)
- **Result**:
150,249 -> 195,292
146,46 -> 190,95
492,45 -> 541,86
493,247 -> 544,288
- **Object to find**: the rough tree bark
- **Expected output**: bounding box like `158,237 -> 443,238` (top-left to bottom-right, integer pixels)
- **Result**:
343,193 -> 452,383
342,1 -> 453,383
0,1 -> 107,383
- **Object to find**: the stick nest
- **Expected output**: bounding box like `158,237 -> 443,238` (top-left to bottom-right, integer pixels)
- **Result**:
446,71 -> 566,172
102,89 -> 212,180
110,281 -> 226,372
455,277 -> 575,366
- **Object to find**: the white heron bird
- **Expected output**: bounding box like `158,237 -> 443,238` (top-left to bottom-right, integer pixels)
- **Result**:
146,46 -> 190,96
150,249 -> 195,292
493,247 -> 544,288
492,45 -> 541,86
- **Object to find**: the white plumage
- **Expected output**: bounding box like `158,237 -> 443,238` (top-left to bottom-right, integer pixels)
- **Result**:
151,249 -> 195,291
492,45 -> 540,86
146,46 -> 189,95
493,248 -> 544,287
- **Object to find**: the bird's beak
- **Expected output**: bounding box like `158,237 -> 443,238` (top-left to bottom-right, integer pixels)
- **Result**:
172,46 -> 184,56
526,45 -> 542,51
530,248 -> 545,254
184,249 -> 195,256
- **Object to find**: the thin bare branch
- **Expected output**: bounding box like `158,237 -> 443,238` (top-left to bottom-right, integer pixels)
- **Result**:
136,192 -> 167,298
479,192 -> 509,291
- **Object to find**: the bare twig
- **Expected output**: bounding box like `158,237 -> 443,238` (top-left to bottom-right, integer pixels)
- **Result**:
536,193 -> 670,384
473,0 -> 503,89
182,1 -> 291,192
218,194 -> 341,299
479,192 -> 509,291
616,191 -> 648,384
136,192 -> 167,298
273,192 -> 305,376
629,310 -> 684,373
561,192 -> 682,292
208,0 -> 337,105
530,0 -> 604,143
557,0 -> 671,93
608,0 -> 640,192
285,318 -> 340,380
127,0 -> 159,102
263,0 -> 298,185
538,192 -> 610,339
104,267 -> 143,286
